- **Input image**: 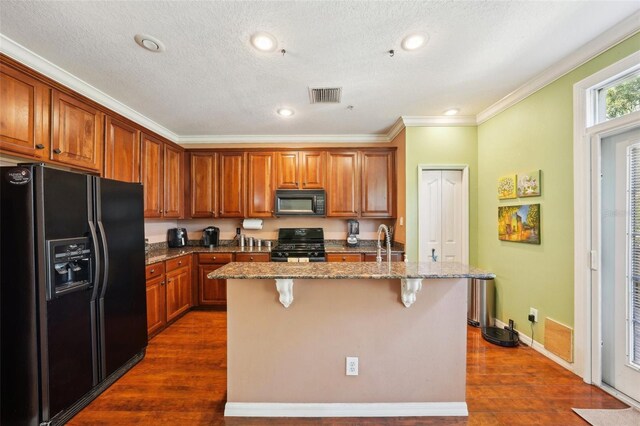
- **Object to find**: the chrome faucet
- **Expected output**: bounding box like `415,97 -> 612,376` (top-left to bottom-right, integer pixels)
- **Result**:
376,224 -> 392,265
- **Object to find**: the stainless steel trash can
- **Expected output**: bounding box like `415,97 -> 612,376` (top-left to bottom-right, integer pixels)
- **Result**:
467,278 -> 495,328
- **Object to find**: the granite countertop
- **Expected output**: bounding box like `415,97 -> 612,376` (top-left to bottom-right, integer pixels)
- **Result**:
207,261 -> 495,280
145,243 -> 404,265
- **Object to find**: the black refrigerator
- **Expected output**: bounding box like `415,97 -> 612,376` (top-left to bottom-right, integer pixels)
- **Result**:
1,164 -> 148,425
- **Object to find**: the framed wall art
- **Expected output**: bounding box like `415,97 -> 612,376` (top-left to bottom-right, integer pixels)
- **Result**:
517,170 -> 541,197
497,175 -> 517,199
498,204 -> 540,244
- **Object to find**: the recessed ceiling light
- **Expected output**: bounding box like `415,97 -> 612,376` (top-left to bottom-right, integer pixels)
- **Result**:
277,108 -> 294,117
251,32 -> 278,52
401,33 -> 427,51
444,108 -> 459,116
134,34 -> 165,52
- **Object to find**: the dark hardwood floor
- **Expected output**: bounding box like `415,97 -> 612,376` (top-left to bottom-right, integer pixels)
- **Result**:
69,311 -> 627,425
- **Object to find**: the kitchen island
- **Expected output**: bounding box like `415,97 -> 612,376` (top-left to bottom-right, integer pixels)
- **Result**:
209,261 -> 494,418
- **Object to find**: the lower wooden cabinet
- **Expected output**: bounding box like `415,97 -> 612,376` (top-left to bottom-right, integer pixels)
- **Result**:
145,254 -> 192,338
363,253 -> 404,262
198,253 -> 233,306
145,274 -> 166,337
235,252 -> 270,262
327,253 -> 363,262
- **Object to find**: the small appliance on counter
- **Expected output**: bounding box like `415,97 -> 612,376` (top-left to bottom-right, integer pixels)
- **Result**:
346,219 -> 359,248
202,226 -> 220,247
168,228 -> 188,248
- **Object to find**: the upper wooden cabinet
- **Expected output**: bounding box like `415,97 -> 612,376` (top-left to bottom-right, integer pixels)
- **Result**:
190,152 -> 218,218
360,150 -> 395,218
326,151 -> 359,217
51,90 -> 103,172
247,152 -> 275,217
141,133 -> 184,218
276,151 -> 325,189
163,144 -> 183,218
219,152 -> 245,218
326,149 -> 396,218
0,62 -> 50,159
104,116 -> 141,182
141,133 -> 164,217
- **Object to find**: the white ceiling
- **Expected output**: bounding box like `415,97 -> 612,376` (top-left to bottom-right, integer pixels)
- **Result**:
1,1 -> 639,139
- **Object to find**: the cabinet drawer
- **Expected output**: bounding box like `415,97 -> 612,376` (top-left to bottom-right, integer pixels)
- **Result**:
363,253 -> 404,262
145,262 -> 165,280
235,252 -> 270,262
198,253 -> 234,264
166,255 -> 191,272
326,253 -> 362,262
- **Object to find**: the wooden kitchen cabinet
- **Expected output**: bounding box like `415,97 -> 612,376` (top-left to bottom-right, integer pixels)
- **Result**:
327,253 -> 363,262
190,152 -> 217,218
235,252 -> 270,262
141,133 -> 163,217
360,150 -> 395,218
326,151 -> 359,217
276,151 -> 325,189
165,264 -> 191,322
104,116 -> 141,182
145,273 -> 166,337
363,253 -> 403,262
219,152 -> 245,218
0,61 -> 50,160
163,144 -> 183,218
146,256 -> 192,338
198,253 -> 233,306
247,152 -> 275,217
51,89 -> 103,172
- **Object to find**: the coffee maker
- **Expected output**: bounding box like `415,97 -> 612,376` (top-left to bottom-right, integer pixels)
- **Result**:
202,226 -> 220,247
346,219 -> 359,248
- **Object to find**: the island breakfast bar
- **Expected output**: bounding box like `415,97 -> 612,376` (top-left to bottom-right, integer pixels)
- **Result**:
209,261 -> 495,418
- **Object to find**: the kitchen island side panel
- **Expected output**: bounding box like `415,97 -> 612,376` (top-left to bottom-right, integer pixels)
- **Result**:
226,278 -> 466,403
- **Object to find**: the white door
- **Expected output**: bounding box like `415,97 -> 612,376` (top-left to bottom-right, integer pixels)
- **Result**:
419,170 -> 463,263
601,128 -> 640,403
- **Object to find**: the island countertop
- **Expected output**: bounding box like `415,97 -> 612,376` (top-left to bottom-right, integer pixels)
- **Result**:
208,261 -> 494,280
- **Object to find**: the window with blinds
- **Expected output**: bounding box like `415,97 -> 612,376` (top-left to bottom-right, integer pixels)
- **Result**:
628,144 -> 640,366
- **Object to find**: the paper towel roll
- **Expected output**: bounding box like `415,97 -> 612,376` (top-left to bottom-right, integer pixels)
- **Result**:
242,218 -> 263,230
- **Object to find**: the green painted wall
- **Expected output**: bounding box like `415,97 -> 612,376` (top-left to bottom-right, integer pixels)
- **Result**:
404,127 -> 478,264
477,33 -> 640,344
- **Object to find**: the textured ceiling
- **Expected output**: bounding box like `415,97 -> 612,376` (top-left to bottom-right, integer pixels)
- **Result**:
1,1 -> 638,137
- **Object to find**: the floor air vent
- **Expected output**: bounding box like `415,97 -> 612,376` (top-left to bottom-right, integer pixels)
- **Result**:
308,87 -> 342,104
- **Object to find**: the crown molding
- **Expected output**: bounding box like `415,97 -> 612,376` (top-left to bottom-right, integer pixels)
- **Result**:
178,133 -> 390,144
0,34 -> 179,142
401,116 -> 478,127
477,11 -> 640,124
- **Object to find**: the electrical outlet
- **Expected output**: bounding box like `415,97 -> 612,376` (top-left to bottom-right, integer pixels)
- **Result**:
236,227 -> 241,235
346,357 -> 358,376
529,307 -> 538,323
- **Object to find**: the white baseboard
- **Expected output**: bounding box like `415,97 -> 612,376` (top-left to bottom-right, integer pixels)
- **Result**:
493,319 -> 575,373
224,402 -> 468,417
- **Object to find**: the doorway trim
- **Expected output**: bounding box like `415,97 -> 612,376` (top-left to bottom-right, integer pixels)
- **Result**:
417,164 -> 470,265
573,51 -> 640,383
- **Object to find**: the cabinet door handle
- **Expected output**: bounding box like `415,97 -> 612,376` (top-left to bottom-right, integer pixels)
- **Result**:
342,256 -> 346,261
250,256 -> 254,261
161,281 -> 165,286
35,144 -> 45,150
150,269 -> 155,273
53,148 -> 62,154
212,257 -> 216,260
178,261 -> 182,265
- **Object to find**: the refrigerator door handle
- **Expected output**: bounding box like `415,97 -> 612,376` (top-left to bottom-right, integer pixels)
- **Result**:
88,220 -> 101,301
97,220 -> 109,298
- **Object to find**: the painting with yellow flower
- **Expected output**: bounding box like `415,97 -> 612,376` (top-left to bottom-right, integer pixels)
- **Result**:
497,175 -> 517,199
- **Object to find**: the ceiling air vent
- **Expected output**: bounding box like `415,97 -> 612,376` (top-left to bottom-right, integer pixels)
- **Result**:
308,87 -> 342,104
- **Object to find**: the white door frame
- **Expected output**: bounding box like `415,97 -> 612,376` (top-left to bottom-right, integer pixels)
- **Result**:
573,51 -> 640,383
417,165 -> 469,265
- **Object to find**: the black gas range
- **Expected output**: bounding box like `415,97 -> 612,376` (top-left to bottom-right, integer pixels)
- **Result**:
271,228 -> 326,262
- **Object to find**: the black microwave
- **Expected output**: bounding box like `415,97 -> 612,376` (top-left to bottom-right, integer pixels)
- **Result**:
274,189 -> 326,216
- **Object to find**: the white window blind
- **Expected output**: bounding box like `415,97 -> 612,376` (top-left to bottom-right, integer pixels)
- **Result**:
628,144 -> 640,366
